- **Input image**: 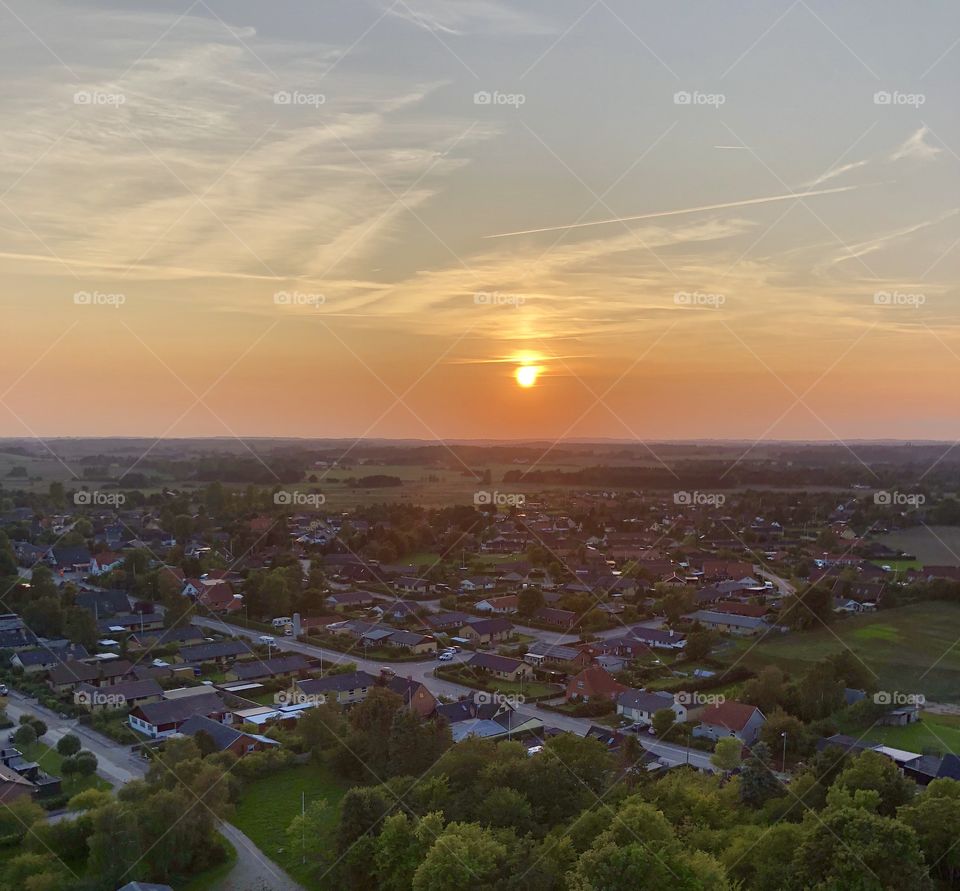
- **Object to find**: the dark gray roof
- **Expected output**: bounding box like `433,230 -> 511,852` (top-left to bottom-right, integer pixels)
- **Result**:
231,655 -> 310,680
178,640 -> 251,662
177,715 -> 244,750
464,617 -> 513,635
298,670 -> 378,696
132,692 -> 226,727
468,652 -> 523,673
75,589 -> 130,616
617,689 -> 676,713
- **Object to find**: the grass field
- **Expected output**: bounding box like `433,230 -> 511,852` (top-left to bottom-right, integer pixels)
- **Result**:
230,763 -> 349,886
22,740 -> 111,797
838,713 -> 960,756
732,602 -> 960,703
876,526 -> 960,566
180,834 -> 237,891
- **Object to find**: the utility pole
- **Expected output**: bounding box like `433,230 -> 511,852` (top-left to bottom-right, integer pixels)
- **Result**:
781,731 -> 788,773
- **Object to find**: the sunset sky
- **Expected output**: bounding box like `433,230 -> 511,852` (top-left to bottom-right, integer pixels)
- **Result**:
1,1 -> 959,441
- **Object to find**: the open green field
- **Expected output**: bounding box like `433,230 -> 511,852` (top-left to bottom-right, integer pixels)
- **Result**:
23,740 -> 112,797
876,526 -> 960,566
231,763 -> 349,886
732,602 -> 960,703
837,713 -> 960,757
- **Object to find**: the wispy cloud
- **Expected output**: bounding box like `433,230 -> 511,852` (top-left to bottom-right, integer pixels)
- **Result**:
890,125 -> 942,162
377,0 -> 556,36
804,159 -> 870,188
484,185 -> 862,239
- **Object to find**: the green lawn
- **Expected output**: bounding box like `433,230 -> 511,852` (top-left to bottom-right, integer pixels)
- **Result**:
435,667 -> 562,700
22,740 -> 111,797
731,602 -> 960,703
837,713 -> 960,757
230,763 -> 349,886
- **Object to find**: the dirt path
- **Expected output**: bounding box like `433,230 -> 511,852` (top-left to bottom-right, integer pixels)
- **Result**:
213,823 -> 304,891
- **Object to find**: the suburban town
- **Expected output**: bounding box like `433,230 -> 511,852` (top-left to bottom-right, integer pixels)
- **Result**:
2,1 -> 958,889
0,439 -> 958,889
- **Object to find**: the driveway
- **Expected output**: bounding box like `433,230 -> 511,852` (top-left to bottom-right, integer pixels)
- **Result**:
214,822 -> 304,891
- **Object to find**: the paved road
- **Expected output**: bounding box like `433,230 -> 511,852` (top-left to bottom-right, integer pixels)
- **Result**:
755,567 -> 795,596
191,617 -> 716,739
4,691 -> 145,785
637,738 -> 717,772
216,822 -> 304,891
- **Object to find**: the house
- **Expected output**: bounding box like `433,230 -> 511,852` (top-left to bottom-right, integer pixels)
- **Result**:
460,577 -> 496,593
382,600 -> 421,621
296,670 -> 379,706
693,701 -> 766,745
617,689 -> 687,725
384,630 -> 437,654
0,615 -> 37,650
177,715 -> 279,756
435,693 -> 543,743
394,576 -> 433,596
126,626 -> 204,651
0,762 -> 35,804
128,692 -> 230,738
47,546 -> 91,573
11,642 -> 89,674
591,637 -> 656,663
475,595 -> 518,614
75,588 -> 130,616
196,581 -> 243,614
565,665 -> 628,702
533,607 -> 577,628
524,641 -> 592,669
88,551 -> 124,575
325,591 -> 378,611
98,612 -> 165,634
627,627 -> 686,650
426,611 -> 473,631
177,640 -> 251,665
386,676 -> 438,719
74,677 -> 163,711
467,652 -> 533,682
459,617 -> 514,645
685,610 -> 768,636
708,602 -> 770,618
48,659 -> 136,693
226,655 -> 310,683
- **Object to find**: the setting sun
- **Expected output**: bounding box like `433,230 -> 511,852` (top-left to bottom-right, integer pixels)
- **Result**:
515,365 -> 543,388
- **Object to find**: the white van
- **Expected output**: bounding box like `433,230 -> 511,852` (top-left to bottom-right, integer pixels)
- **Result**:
271,617 -> 293,629
258,635 -> 276,645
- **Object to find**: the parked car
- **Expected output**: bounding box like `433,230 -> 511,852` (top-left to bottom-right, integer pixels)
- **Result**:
0,684 -> 8,696
438,651 -> 455,662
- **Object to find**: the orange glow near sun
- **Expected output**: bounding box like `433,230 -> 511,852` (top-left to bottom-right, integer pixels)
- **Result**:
515,365 -> 542,388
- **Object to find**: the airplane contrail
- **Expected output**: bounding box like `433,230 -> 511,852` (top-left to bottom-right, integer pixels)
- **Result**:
483,184 -> 861,239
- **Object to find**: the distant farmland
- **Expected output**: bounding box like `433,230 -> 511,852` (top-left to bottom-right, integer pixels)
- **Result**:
877,526 -> 960,566
735,602 -> 960,703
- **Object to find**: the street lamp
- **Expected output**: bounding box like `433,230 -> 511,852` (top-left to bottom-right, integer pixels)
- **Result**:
781,730 -> 788,773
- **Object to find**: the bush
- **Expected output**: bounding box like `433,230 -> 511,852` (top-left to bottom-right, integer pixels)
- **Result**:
11,724 -> 36,747
56,734 -> 81,757
74,751 -> 98,776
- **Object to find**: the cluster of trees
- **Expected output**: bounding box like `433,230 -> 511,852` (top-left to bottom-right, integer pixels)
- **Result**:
298,687 -> 452,782
285,722 -> 960,891
1,736 -> 236,891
